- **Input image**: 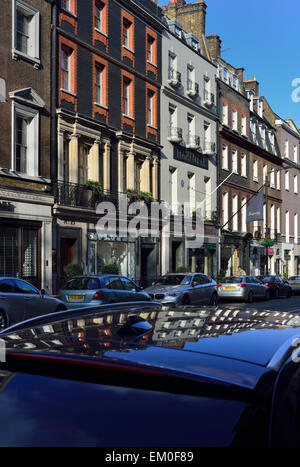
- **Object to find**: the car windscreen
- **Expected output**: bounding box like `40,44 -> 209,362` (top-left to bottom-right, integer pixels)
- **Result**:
62,278 -> 100,290
261,277 -> 274,283
154,275 -> 191,286
221,277 -> 244,284
289,277 -> 300,280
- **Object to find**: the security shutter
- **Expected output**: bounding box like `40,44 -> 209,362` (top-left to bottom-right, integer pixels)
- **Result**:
0,228 -> 19,277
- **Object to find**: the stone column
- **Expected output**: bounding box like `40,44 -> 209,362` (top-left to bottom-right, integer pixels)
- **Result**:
57,129 -> 65,181
103,140 -> 111,191
141,155 -> 151,193
152,155 -> 159,200
69,132 -> 80,184
88,137 -> 101,182
118,142 -> 124,193
127,151 -> 135,190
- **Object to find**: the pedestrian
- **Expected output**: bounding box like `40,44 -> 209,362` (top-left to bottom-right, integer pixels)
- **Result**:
238,266 -> 246,276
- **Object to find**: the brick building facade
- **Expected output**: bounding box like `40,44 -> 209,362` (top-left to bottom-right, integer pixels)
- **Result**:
0,0 -> 53,291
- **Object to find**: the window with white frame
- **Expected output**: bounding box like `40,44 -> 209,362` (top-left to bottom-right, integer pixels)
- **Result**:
241,197 -> 247,233
277,207 -> 281,234
232,194 -> 238,231
260,125 -> 266,148
147,90 -> 154,126
277,170 -> 281,190
285,171 -> 290,191
286,211 -> 290,243
222,145 -> 228,170
95,64 -> 103,105
12,0 -> 40,68
232,108 -> 238,132
295,213 -> 298,245
95,2 -> 104,33
270,168 -> 275,188
250,119 -> 257,142
222,192 -> 229,227
294,174 -> 298,194
222,102 -> 228,126
61,47 -> 71,91
294,145 -> 298,163
241,114 -> 247,136
232,149 -> 238,174
271,204 -> 275,238
263,164 -> 267,184
253,160 -> 258,181
241,153 -> 247,177
285,139 -> 289,158
10,89 -> 44,177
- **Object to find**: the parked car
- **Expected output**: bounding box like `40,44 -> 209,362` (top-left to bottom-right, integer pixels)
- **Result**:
0,277 -> 66,330
58,275 -> 152,308
259,276 -> 292,299
217,276 -> 269,303
2,303 -> 300,446
288,276 -> 300,294
145,273 -> 218,306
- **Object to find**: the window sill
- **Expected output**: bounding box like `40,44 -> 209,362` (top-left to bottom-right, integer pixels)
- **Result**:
60,8 -> 77,19
12,49 -> 41,69
123,45 -> 135,54
147,124 -> 158,130
147,60 -> 157,68
94,102 -> 108,110
253,177 -> 259,183
123,114 -> 135,121
60,88 -> 77,98
94,28 -> 108,38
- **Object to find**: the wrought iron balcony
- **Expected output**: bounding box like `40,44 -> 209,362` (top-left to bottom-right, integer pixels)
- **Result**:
168,126 -> 183,144
53,181 -> 121,210
187,80 -> 199,98
167,68 -> 181,88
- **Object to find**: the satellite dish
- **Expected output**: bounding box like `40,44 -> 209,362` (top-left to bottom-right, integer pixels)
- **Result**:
0,78 -> 6,103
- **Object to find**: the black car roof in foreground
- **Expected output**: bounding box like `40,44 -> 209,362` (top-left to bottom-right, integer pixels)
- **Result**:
1,303 -> 300,401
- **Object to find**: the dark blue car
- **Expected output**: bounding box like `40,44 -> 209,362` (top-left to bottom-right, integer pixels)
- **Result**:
1,303 -> 300,446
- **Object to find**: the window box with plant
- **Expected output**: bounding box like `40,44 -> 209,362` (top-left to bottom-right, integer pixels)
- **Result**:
124,188 -> 153,203
81,180 -> 103,206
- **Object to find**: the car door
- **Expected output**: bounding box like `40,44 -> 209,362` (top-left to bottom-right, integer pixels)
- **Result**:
275,276 -> 285,297
199,275 -> 214,304
250,276 -> 265,297
0,278 -> 26,325
102,277 -> 129,303
13,279 -> 44,320
190,275 -> 205,304
120,277 -> 144,302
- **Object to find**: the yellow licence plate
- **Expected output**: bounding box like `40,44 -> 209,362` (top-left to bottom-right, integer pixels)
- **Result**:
292,283 -> 299,286
224,286 -> 235,290
68,295 -> 84,301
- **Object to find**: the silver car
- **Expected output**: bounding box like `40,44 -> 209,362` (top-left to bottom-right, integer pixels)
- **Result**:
0,277 -> 66,330
217,276 -> 269,303
145,273 -> 218,306
288,276 -> 300,294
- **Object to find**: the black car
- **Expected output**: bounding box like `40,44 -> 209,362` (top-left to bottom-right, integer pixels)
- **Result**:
1,302 -> 300,447
259,275 -> 292,299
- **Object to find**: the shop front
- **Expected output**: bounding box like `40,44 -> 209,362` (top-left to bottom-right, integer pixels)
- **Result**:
0,188 -> 53,292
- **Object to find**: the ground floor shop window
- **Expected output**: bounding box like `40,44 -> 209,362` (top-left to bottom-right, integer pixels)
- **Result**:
88,238 -> 136,280
0,224 -> 40,287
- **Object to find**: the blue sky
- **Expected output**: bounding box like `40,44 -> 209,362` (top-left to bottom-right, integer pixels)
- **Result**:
158,0 -> 300,128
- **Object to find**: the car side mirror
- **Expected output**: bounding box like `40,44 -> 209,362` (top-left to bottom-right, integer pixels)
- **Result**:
41,289 -> 46,296
136,286 -> 143,292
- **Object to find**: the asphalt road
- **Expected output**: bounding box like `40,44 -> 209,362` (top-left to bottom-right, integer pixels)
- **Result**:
219,294 -> 300,313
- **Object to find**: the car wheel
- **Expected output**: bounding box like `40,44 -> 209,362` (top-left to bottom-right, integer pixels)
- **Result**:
247,291 -> 254,303
209,293 -> 218,306
181,294 -> 190,306
0,311 -> 7,330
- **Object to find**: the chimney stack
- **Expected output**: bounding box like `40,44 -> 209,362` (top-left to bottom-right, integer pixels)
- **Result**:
244,75 -> 259,97
206,34 -> 222,59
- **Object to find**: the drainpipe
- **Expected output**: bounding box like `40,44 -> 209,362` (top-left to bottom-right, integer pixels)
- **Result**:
50,0 -> 58,184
